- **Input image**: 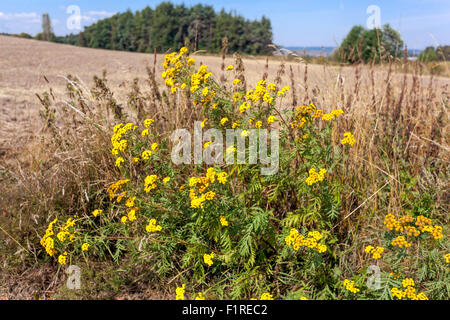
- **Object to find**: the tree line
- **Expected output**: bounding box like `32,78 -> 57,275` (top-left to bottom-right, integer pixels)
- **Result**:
418,46 -> 450,62
58,2 -> 273,55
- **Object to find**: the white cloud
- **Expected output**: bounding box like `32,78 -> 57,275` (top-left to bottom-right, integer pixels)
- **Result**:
0,12 -> 39,20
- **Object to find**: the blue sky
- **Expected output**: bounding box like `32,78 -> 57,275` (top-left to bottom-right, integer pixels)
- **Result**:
0,0 -> 449,49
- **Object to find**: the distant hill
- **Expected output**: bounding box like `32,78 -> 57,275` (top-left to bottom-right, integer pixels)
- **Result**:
284,46 -> 336,57
281,46 -> 423,58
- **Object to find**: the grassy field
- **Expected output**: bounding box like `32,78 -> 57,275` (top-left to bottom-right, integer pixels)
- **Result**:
0,35 -> 448,300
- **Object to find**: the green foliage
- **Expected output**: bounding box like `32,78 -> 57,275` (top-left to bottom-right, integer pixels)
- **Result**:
419,45 -> 450,62
58,2 -> 273,55
337,24 -> 404,63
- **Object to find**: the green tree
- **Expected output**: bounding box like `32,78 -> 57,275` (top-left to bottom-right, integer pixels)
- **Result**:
338,24 -> 403,64
419,46 -> 438,62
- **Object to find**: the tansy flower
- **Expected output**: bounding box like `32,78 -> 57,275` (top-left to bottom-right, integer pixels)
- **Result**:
141,150 -> 152,159
217,172 -> 228,184
260,292 -> 274,300
58,252 -> 68,265
204,141 -> 212,149
220,117 -> 229,125
146,218 -> 162,233
402,278 -> 415,288
341,132 -> 356,146
121,216 -> 128,224
115,157 -> 124,168
116,192 -> 126,203
233,79 -> 241,85
141,129 -> 149,137
176,284 -> 185,300
187,58 -> 195,66
127,208 -> 138,222
81,243 -> 90,251
241,130 -> 249,137
255,121 -> 262,129
267,115 -> 276,124
220,216 -> 229,226
445,253 -> 450,264
343,279 -> 360,294
195,292 -> 206,300
163,177 -> 170,184
201,118 -> 208,128
151,143 -> 159,151
144,119 -> 154,127
92,209 -> 102,217
225,65 -> 234,71
125,196 -> 136,208
203,252 -> 215,266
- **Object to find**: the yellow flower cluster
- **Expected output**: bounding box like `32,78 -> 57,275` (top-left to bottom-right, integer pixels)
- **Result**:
277,86 -> 290,97
58,251 -> 68,265
321,109 -> 344,121
92,209 -> 102,217
364,245 -> 385,259
203,252 -> 215,266
40,218 -> 58,256
291,104 -> 344,129
190,65 -> 215,105
341,132 -> 355,146
392,236 -> 412,248
220,216 -> 229,227
107,179 -> 130,201
391,278 -> 428,300
162,47 -> 189,92
176,284 -> 185,300
55,217 -> 77,243
267,115 -> 276,124
444,253 -> 450,263
145,219 -> 162,233
305,168 -> 327,186
81,243 -> 90,251
384,213 -> 405,232
195,292 -> 206,300
285,228 -> 327,253
243,80 -> 278,105
111,122 -> 137,158
343,279 -> 360,293
144,174 -> 158,193
384,213 -> 443,240
125,207 -> 138,222
189,168 -> 227,209
260,292 -> 274,300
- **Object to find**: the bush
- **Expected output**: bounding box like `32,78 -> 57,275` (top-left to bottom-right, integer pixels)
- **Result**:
32,48 -> 449,300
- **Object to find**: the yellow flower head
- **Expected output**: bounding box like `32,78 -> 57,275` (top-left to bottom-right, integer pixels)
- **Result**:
203,252 -> 215,266
220,216 -> 229,226
92,209 -> 102,217
144,118 -> 154,127
176,284 -> 185,300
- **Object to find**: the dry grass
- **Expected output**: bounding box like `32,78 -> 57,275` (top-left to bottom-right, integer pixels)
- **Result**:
0,35 -> 448,299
